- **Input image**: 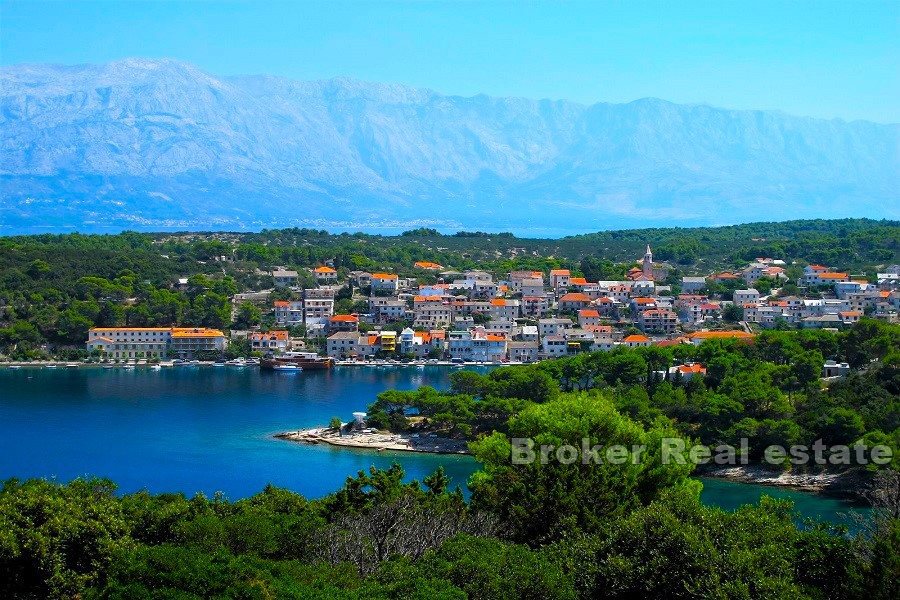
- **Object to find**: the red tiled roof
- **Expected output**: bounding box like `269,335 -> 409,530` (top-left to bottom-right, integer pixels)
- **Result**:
559,293 -> 592,302
330,314 -> 359,322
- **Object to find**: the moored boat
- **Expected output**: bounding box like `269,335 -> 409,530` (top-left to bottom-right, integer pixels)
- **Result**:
272,363 -> 301,372
260,352 -> 333,370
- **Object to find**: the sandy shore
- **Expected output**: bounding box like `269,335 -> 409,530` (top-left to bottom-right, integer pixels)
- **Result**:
275,427 -> 470,454
698,464 -> 867,499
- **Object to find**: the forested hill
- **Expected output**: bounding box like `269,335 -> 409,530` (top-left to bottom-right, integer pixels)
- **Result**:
4,217 -> 897,275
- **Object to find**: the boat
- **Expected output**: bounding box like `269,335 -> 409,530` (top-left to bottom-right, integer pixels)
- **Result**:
65,363 -> 79,368
44,364 -> 58,369
123,364 -> 135,370
260,351 -> 333,371
272,363 -> 301,372
213,361 -> 225,368
8,365 -> 21,370
150,364 -> 162,371
102,364 -> 116,369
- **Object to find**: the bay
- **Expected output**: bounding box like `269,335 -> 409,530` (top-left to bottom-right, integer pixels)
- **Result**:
0,367 -> 867,529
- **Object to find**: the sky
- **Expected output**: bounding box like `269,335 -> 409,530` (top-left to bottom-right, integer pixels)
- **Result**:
1,0 -> 898,123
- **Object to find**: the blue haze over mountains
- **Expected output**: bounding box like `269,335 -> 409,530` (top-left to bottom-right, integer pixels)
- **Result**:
1,58 -> 897,235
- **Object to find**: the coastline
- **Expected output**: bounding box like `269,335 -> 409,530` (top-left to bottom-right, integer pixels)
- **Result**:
697,465 -> 868,501
275,427 -> 470,455
277,427 -> 869,501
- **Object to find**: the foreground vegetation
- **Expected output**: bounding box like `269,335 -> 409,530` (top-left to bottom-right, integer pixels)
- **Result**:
1,322 -> 898,598
2,444 -> 898,598
368,321 -> 900,474
1,218 -> 897,359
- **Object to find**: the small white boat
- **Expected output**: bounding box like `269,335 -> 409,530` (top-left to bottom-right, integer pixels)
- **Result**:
65,363 -> 79,368
8,365 -> 22,370
44,364 -> 58,369
150,364 -> 162,371
272,363 -> 301,372
123,364 -> 135,370
416,364 -> 425,370
103,364 -> 116,369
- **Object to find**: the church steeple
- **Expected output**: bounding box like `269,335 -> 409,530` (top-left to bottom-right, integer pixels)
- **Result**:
642,244 -> 653,277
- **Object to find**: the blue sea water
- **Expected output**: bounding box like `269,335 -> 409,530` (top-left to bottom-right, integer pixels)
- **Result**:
0,366 -> 866,528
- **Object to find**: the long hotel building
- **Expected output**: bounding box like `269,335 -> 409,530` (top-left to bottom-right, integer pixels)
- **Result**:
86,327 -> 226,359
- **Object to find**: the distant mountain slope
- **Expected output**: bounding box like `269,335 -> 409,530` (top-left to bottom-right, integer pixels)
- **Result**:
1,58 -> 897,233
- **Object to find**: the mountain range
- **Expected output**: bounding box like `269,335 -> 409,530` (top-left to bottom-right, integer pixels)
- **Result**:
1,58 -> 897,234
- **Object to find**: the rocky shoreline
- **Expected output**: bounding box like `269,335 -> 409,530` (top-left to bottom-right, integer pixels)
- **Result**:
274,427 -> 470,455
698,465 -> 868,500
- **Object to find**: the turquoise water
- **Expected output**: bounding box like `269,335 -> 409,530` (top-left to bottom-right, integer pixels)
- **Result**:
0,367 -> 866,528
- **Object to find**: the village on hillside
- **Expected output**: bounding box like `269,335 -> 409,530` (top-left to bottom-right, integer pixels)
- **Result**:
84,245 -> 900,372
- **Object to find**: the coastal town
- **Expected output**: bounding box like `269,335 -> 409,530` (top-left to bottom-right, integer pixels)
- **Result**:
79,244 -> 900,369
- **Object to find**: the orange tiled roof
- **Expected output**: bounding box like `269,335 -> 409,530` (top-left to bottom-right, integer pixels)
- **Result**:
623,334 -> 650,343
273,300 -> 291,307
559,293 -> 592,302
818,272 -> 848,279
313,266 -> 336,273
579,309 -> 600,318
171,328 -> 225,338
372,272 -> 399,279
330,314 -> 359,322
678,363 -> 707,374
250,330 -> 289,341
633,297 -> 656,305
569,277 -> 588,285
414,261 -> 443,269
490,298 -> 507,306
550,269 -> 570,276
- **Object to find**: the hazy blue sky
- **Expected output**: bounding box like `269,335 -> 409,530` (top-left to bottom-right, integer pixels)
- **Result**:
1,1 -> 897,122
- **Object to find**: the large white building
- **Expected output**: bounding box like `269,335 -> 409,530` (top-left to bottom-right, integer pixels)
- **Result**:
86,327 -> 226,359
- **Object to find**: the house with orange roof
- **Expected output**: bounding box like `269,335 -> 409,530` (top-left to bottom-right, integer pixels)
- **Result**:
329,314 -> 360,333
168,328 -> 227,358
549,269 -> 571,289
371,272 -> 400,293
414,261 -> 444,271
622,334 -> 651,348
273,300 -> 304,327
558,292 -> 592,311
801,265 -> 849,287
629,297 -> 657,313
839,310 -> 863,325
709,272 -> 740,282
578,308 -> 602,328
655,336 -> 691,348
637,308 -> 678,335
312,266 -> 337,282
489,298 -> 521,321
413,296 -> 452,329
522,295 -> 551,317
668,363 -> 707,381
249,330 -> 290,353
